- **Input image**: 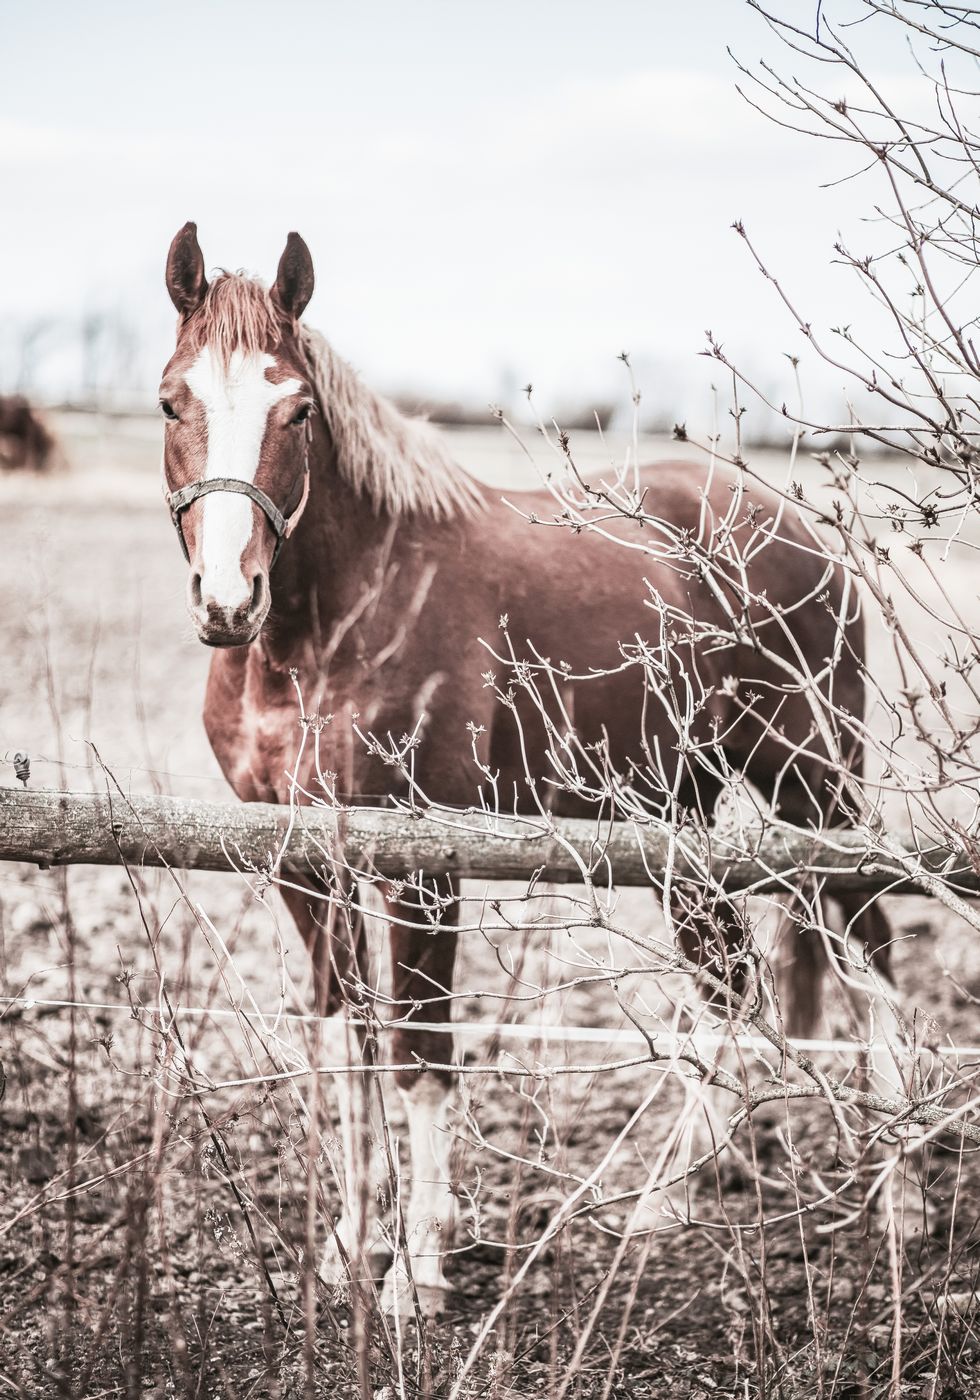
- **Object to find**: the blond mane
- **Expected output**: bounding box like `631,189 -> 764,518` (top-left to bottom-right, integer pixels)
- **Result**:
185,272 -> 483,520
299,326 -> 483,520
184,273 -> 282,367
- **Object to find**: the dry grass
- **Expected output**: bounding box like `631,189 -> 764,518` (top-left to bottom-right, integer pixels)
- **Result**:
2,418 -> 980,1397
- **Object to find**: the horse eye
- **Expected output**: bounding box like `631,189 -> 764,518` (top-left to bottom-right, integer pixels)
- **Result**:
291,404 -> 311,425
160,400 -> 179,421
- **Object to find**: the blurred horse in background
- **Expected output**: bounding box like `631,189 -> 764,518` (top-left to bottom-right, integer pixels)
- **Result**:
0,394 -> 59,472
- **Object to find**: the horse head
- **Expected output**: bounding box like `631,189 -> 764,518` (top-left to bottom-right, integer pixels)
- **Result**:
160,222 -> 316,647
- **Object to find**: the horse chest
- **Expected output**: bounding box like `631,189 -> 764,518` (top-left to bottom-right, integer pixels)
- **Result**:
206,650 -> 390,804
239,705 -> 301,804
203,653 -> 296,803
205,696 -> 284,806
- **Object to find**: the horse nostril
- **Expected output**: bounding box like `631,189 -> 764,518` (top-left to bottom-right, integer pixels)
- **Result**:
189,573 -> 203,609
250,572 -> 268,617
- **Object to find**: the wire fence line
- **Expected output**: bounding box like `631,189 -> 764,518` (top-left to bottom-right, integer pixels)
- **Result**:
1,748 -> 238,791
7,994 -> 980,1060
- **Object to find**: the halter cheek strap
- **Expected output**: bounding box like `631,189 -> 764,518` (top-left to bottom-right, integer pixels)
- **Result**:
165,421 -> 312,570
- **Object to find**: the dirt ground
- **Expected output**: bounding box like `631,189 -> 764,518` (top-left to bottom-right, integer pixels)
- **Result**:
2,416 -> 980,1398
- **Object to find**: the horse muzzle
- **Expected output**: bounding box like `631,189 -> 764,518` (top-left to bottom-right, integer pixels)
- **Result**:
188,569 -> 269,647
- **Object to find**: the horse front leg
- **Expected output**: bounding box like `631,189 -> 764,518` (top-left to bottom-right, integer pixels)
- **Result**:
279,877 -> 392,1293
379,877 -> 459,1319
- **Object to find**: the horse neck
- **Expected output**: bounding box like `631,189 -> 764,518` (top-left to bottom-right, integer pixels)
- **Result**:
260,419 -> 415,671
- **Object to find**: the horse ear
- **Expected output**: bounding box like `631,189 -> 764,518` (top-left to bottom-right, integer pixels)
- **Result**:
166,222 -> 208,316
272,232 -> 314,321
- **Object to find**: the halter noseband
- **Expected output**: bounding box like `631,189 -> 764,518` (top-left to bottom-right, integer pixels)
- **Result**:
165,420 -> 312,570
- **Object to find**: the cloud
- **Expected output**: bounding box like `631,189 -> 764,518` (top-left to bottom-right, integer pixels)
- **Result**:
0,53 -> 951,431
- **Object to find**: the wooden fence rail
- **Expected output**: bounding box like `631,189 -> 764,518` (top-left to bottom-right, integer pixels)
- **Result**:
0,786 -> 976,896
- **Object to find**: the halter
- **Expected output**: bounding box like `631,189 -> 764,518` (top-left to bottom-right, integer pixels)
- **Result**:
165,419 -> 312,570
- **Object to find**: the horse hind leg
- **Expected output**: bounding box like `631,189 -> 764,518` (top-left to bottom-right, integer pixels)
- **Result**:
621,891 -> 758,1234
278,877 -> 393,1294
705,879 -> 929,1238
826,890 -> 930,1238
643,886 -> 827,1226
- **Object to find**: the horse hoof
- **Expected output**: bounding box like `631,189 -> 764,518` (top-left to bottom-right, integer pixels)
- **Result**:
380,1270 -> 449,1320
318,1244 -> 346,1289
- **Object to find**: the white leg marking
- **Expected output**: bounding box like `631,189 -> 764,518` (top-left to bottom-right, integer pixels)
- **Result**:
185,347 -> 300,609
381,1075 -> 457,1317
318,1013 -> 391,1291
621,910 -> 790,1236
834,931 -> 929,1237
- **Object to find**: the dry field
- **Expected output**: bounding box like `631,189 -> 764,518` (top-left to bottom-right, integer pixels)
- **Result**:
2,415 -> 980,1398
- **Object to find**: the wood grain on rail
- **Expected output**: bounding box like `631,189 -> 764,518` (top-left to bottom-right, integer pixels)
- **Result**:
0,786 -> 975,895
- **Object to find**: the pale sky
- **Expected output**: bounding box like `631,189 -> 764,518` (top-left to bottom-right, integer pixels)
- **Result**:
0,1 -> 934,433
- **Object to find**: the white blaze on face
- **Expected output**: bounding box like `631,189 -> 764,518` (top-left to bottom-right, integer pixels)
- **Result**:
185,346 -> 301,610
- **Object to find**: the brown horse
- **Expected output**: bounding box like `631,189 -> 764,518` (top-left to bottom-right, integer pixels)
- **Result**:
160,223 -> 896,1315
